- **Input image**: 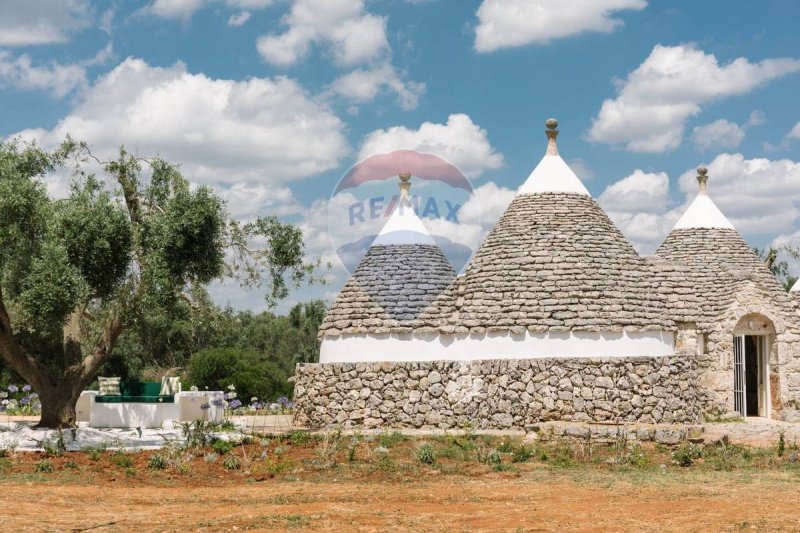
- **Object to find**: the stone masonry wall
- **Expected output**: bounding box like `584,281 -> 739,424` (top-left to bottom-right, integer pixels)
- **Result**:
293,357 -> 701,429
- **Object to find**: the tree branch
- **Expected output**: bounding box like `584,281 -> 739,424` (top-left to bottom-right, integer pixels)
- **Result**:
0,286 -> 53,391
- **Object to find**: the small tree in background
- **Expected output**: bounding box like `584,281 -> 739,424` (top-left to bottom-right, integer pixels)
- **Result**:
755,246 -> 800,291
0,138 -> 318,427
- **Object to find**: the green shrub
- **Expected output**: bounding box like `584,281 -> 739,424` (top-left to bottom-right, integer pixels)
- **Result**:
484,449 -> 502,466
112,451 -> 133,468
511,446 -> 533,463
34,459 -> 54,473
148,454 -> 167,470
185,347 -> 292,403
212,439 -> 235,455
416,443 -> 436,465
223,455 -> 241,470
673,443 -> 703,467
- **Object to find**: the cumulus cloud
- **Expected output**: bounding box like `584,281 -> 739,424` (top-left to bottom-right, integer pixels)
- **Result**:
0,0 -> 91,46
599,154 -> 800,253
8,58 -> 350,186
474,0 -> 646,53
144,0 -> 273,21
0,51 -> 87,98
789,122 -> 800,141
257,0 -> 388,67
588,45 -> 800,152
598,170 -> 677,252
691,110 -> 765,151
359,114 -> 504,178
227,11 -> 251,26
219,183 -> 302,220
0,44 -> 114,98
328,63 -> 425,110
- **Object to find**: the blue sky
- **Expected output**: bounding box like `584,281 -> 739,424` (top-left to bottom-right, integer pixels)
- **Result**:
2,0 -> 800,310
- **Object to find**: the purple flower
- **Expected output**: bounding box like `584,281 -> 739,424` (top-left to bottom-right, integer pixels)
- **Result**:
20,395 -> 30,405
22,384 -> 32,392
277,396 -> 289,406
229,399 -> 242,409
200,403 -> 211,411
7,384 -> 18,393
211,399 -> 225,408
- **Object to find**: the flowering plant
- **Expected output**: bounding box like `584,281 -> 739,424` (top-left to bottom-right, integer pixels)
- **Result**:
0,383 -> 41,415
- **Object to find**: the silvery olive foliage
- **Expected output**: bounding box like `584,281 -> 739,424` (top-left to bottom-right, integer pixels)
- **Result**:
0,137 -> 320,427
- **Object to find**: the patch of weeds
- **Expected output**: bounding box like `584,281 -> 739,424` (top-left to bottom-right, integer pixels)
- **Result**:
347,435 -> 359,462
34,459 -> 54,473
492,462 -> 514,472
204,452 -> 219,463
64,460 -> 79,469
40,432 -> 65,457
483,449 -> 502,466
112,451 -> 133,468
312,429 -> 343,469
778,431 -> 786,457
148,454 -> 167,471
219,420 -> 237,432
125,467 -> 137,477
416,443 -> 436,465
289,431 -> 314,445
511,445 -> 534,463
377,431 -> 406,448
253,458 -> 295,479
672,442 -> 703,467
212,439 -> 235,455
497,440 -> 514,453
548,443 -> 577,468
177,463 -> 192,475
0,458 -> 13,472
371,454 -> 398,474
223,455 -> 241,470
0,447 -> 10,458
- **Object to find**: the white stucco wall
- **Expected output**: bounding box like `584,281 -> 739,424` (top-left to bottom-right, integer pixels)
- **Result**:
320,330 -> 676,363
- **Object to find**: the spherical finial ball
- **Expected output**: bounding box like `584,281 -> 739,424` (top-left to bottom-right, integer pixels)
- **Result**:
697,166 -> 708,176
399,170 -> 411,182
545,118 -> 558,130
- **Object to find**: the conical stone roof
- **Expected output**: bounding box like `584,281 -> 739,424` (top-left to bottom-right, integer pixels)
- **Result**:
449,120 -> 673,333
654,167 -> 793,326
319,173 -> 456,337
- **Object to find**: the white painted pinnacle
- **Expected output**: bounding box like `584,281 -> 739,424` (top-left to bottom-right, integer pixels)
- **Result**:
372,174 -> 436,246
518,119 -> 591,196
673,167 -> 734,230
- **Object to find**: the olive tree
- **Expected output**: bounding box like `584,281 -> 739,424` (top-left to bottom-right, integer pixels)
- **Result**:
0,139 -> 316,427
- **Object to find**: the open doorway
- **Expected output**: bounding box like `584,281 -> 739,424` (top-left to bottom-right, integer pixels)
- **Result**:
733,334 -> 770,418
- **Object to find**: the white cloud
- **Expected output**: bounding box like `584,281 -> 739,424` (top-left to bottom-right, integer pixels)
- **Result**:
588,45 -> 800,152
9,58 -> 350,186
598,170 -> 676,252
691,110 -> 765,151
789,122 -> 800,141
474,0 -> 646,53
228,11 -> 251,26
359,114 -> 504,178
0,0 -> 91,46
691,120 -> 745,151
145,0 -> 205,20
219,183 -> 302,220
328,63 -> 425,110
257,0 -> 388,67
0,51 -> 86,98
144,0 -> 273,21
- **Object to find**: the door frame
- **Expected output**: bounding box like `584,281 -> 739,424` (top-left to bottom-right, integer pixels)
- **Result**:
733,334 -> 771,418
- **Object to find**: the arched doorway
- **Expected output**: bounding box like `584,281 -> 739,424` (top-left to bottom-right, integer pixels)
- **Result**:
733,314 -> 775,418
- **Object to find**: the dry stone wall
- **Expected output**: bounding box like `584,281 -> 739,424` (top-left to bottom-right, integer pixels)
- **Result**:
293,357 -> 701,429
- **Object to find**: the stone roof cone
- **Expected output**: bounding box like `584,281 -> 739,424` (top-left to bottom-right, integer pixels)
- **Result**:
654,167 -> 792,325
319,173 -> 456,337
450,119 -> 672,333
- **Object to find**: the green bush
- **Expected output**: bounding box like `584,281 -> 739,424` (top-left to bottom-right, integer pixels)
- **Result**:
416,443 -> 436,465
673,443 -> 703,467
212,439 -> 235,455
223,455 -> 241,470
148,454 -> 167,470
185,347 -> 292,402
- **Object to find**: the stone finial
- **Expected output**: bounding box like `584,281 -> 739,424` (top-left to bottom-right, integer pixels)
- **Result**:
399,171 -> 412,200
545,118 -> 559,156
697,166 -> 708,194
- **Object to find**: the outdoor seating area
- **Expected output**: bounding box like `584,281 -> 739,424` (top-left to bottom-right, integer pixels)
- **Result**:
76,378 -> 224,429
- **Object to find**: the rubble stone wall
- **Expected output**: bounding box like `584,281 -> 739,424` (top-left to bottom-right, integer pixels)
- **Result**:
293,356 -> 701,429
